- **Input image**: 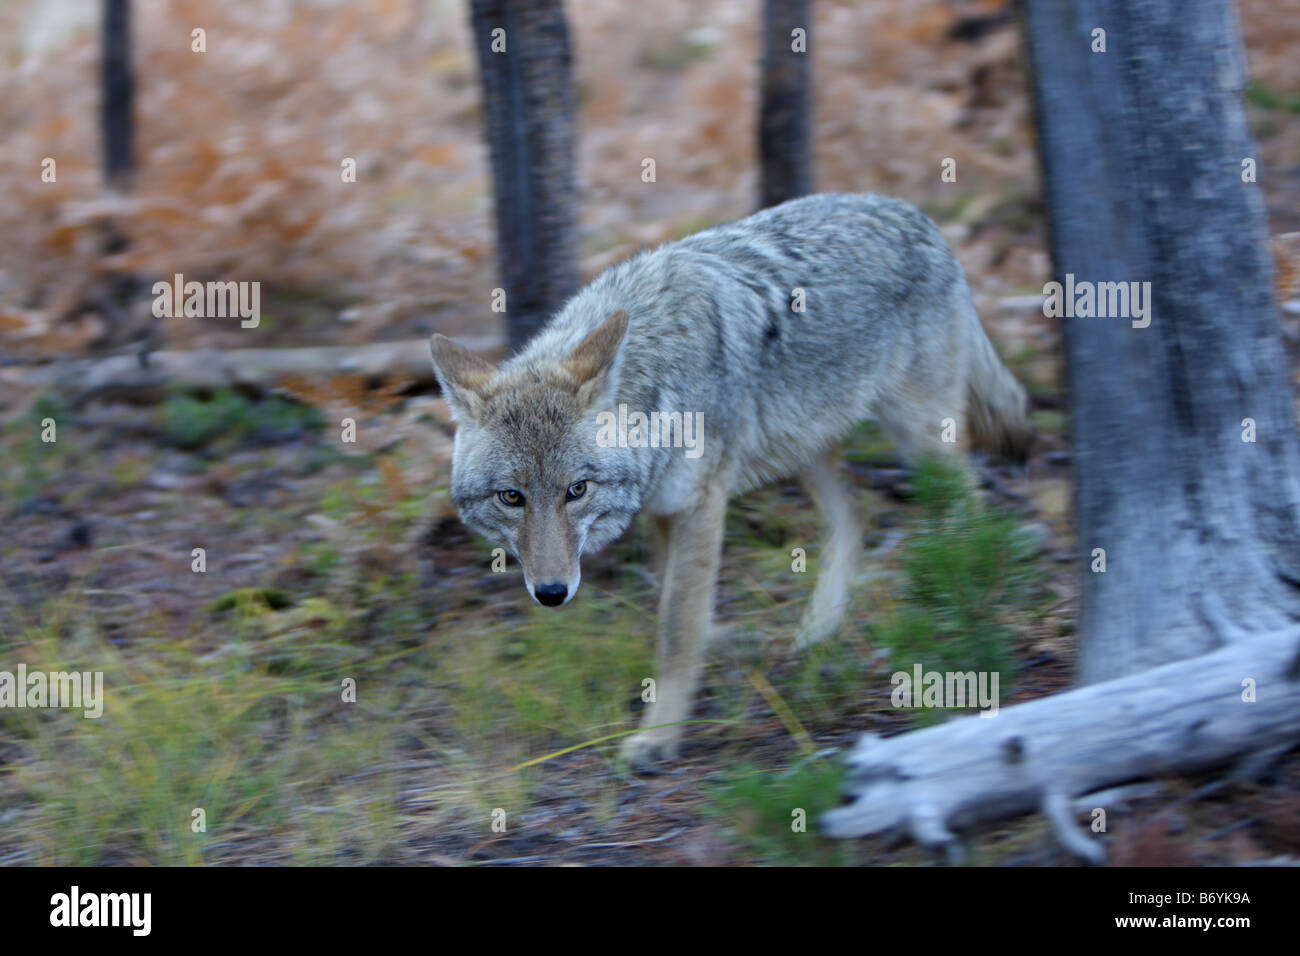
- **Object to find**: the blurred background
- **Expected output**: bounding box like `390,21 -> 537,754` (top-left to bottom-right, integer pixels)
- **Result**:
3,0 -> 1292,359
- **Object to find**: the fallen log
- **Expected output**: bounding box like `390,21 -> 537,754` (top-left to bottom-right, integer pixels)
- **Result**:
0,334 -> 505,406
820,627 -> 1300,863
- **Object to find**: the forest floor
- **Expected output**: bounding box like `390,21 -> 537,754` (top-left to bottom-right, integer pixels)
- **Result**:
2,0 -> 1300,865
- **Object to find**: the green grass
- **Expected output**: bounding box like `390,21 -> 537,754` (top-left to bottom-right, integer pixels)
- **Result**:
0,396 -> 1050,864
1246,80 -> 1300,114
437,596 -> 653,753
0,391 -> 75,508
874,459 -> 1040,719
1030,408 -> 1066,436
637,32 -> 717,72
2,617 -> 409,865
160,388 -> 323,450
705,757 -> 852,865
842,418 -> 896,462
786,637 -> 875,729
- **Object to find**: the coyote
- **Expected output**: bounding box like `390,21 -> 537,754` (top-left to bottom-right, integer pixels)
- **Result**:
429,193 -> 1031,765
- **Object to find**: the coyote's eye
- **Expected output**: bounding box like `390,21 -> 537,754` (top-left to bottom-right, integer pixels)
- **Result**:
566,480 -> 587,501
497,489 -> 525,507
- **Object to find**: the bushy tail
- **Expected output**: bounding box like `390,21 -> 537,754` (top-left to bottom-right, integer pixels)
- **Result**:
965,305 -> 1033,463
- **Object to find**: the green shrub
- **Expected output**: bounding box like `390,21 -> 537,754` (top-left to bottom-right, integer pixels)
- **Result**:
160,389 -> 322,449
875,459 -> 1039,704
705,758 -> 851,865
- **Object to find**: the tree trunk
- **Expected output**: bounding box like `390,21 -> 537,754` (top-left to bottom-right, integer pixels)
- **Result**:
758,0 -> 812,208
97,0 -> 146,353
468,0 -> 579,353
101,0 -> 133,191
1023,0 -> 1300,682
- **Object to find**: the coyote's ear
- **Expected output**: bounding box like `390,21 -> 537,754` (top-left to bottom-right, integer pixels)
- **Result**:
563,309 -> 628,410
429,333 -> 496,421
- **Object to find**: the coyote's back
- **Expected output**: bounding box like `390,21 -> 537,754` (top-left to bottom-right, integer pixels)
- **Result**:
516,192 -> 1031,494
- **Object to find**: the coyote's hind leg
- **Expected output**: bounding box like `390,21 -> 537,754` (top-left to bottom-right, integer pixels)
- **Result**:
796,444 -> 861,648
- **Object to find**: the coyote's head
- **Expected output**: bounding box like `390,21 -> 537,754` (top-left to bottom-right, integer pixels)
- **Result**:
429,310 -> 635,607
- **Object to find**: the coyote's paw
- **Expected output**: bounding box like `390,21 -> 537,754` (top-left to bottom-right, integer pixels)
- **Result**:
795,610 -> 843,649
619,727 -> 682,770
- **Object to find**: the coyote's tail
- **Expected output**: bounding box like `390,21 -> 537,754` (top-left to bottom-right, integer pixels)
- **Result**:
964,303 -> 1033,463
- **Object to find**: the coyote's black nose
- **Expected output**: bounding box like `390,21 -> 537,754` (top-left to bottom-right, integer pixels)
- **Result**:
534,583 -> 568,607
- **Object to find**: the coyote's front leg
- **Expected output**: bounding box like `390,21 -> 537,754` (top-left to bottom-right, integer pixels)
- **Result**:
620,482 -> 727,766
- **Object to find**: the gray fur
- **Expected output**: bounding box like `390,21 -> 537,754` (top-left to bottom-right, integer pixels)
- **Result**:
429,192 -> 1030,758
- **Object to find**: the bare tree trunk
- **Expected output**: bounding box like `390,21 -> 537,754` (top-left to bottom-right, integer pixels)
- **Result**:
758,0 -> 812,208
101,0 -> 133,192
823,627 -> 1300,861
97,0 -> 146,354
1023,0 -> 1300,682
468,0 -> 579,353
